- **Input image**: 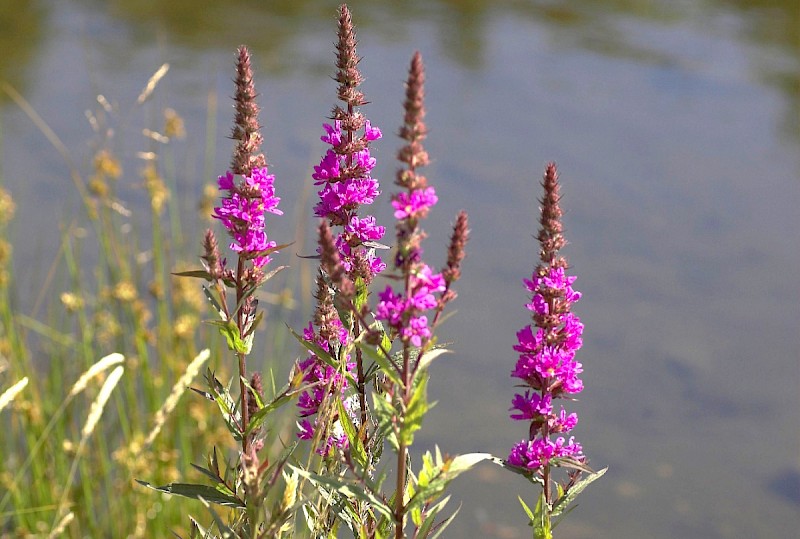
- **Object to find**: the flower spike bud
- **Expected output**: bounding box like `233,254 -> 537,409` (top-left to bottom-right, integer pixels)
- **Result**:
231,45 -> 266,176
443,210 -> 469,286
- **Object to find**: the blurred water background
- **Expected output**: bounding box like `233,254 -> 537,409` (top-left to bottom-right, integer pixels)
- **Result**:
1,1 -> 798,537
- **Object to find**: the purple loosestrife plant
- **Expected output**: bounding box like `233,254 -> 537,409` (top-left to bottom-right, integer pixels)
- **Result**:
370,51 -> 488,539
294,223 -> 358,457
294,4 -> 386,459
138,46 -> 306,537
288,7 -> 394,535
135,6 -> 603,537
209,46 -> 284,462
503,163 -> 605,539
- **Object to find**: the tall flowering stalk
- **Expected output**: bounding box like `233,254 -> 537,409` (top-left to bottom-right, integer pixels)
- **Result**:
505,163 -> 604,538
313,4 -> 386,282
141,46 -> 306,537
210,46 -> 283,461
296,3 -> 386,455
372,51 -> 485,539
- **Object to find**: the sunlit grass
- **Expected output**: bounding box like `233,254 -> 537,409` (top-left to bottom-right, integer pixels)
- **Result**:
0,67 -> 299,537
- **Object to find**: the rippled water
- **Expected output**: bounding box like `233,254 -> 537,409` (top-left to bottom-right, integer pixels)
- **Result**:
2,1 -> 798,537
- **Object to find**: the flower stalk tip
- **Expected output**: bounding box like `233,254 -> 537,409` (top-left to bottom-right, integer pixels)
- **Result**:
230,45 -> 266,176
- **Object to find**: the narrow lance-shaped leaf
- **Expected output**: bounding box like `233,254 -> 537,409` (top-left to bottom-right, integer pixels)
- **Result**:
400,370 -> 429,446
426,503 -> 461,539
356,339 -> 402,388
244,379 -> 305,438
336,396 -> 367,468
288,466 -> 394,521
202,369 -> 241,440
487,455 -> 545,487
136,480 -> 244,509
532,491 -> 552,539
551,467 -> 607,520
414,494 -> 450,538
287,323 -> 338,370
172,269 -> 212,281
202,285 -> 226,320
372,391 -> 399,451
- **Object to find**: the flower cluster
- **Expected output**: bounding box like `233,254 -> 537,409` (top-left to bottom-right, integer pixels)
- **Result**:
295,6 -> 385,453
374,52 -> 449,349
294,221 -> 358,453
313,119 -> 386,280
296,321 -> 357,455
376,265 -> 445,347
212,167 -> 282,268
311,7 -> 387,285
508,163 -> 585,473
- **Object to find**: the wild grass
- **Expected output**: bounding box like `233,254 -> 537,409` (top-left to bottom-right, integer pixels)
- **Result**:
0,66 -> 299,537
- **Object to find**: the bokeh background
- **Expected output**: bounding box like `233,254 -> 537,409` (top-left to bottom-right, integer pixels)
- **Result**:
1,1 -> 798,537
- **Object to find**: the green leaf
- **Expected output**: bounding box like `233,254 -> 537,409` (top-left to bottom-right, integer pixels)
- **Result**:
186,515 -> 206,538
207,319 -> 246,354
258,263 -> 288,284
356,339 -> 402,388
209,447 -> 221,479
447,452 -> 492,476
203,370 -> 241,440
136,480 -> 244,508
288,465 -> 394,521
372,391 -> 399,451
415,494 -> 449,538
353,276 -> 368,312
190,463 -> 222,485
415,348 -> 451,373
243,310 -> 264,339
172,269 -> 212,281
240,375 -> 265,410
550,456 -> 596,474
487,455 -> 545,487
551,467 -> 607,520
202,285 -> 227,320
287,324 -> 337,370
518,496 -> 535,521
196,496 -> 237,537
426,503 -> 461,539
407,451 -> 490,516
532,491 -> 552,539
244,384 -> 303,438
336,397 -> 367,468
400,371 -> 429,446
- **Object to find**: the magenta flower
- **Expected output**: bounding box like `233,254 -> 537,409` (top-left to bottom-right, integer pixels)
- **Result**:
345,215 -> 385,242
213,166 -> 282,268
321,120 -> 343,146
508,436 -> 583,470
313,177 -> 381,220
292,8 -> 388,451
312,150 -> 342,184
375,264 -> 445,348
391,187 -> 438,220
364,119 -> 382,141
510,391 -> 553,421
